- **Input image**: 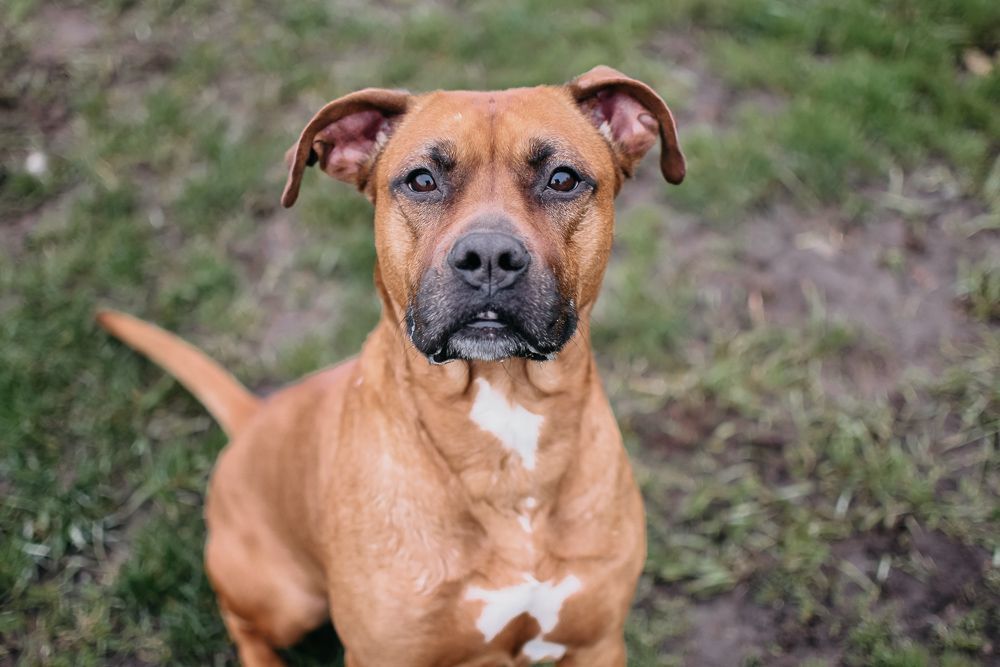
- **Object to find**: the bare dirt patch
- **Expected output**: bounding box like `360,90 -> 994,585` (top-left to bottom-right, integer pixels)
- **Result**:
683,587 -> 783,666
664,527 -> 996,666
27,6 -> 104,63
617,166 -> 997,396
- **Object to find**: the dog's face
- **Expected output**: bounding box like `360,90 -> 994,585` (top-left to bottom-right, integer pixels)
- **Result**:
377,88 -> 619,364
282,67 -> 684,363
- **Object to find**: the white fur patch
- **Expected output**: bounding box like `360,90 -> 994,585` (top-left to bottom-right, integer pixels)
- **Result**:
597,119 -> 614,143
523,636 -> 569,662
466,574 -> 582,642
373,129 -> 389,153
469,379 -> 543,469
517,514 -> 533,533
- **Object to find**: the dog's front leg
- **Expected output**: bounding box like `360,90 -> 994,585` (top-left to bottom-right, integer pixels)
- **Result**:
219,604 -> 287,667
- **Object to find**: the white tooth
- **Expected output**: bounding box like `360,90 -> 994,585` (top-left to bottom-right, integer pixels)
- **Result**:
484,310 -> 498,319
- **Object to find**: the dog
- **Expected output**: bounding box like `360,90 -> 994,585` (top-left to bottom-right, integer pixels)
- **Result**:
98,65 -> 684,666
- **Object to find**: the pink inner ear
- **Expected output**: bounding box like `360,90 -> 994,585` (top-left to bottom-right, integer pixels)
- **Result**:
313,109 -> 391,182
596,89 -> 658,160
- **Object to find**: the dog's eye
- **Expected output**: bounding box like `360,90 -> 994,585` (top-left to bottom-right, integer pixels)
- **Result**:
406,169 -> 437,193
547,168 -> 579,192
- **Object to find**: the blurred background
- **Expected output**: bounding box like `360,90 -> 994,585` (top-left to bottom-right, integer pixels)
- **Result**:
2,1 -> 998,665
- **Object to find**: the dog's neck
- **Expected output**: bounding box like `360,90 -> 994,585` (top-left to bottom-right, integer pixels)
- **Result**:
359,310 -> 598,506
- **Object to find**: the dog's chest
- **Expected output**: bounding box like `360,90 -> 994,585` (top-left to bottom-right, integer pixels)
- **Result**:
376,503 -> 611,664
341,379 -> 635,664
461,568 -> 585,664
358,496 -> 619,666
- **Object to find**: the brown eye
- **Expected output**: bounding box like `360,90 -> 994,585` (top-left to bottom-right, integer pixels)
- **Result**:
406,169 -> 437,193
547,168 -> 579,192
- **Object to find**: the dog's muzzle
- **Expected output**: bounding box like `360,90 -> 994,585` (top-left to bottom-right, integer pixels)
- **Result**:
406,232 -> 577,363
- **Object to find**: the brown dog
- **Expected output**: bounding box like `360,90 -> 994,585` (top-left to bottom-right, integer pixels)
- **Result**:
98,65 -> 684,666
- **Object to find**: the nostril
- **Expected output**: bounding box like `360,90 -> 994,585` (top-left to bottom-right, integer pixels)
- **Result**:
498,249 -> 526,272
497,252 -> 513,272
455,251 -> 482,272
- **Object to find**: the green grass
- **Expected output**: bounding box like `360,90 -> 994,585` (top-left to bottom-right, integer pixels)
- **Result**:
2,0 -> 998,664
667,0 -> 1000,221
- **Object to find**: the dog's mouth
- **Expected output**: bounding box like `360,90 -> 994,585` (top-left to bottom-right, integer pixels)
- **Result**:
429,306 -> 550,364
408,300 -> 576,365
463,310 -> 507,330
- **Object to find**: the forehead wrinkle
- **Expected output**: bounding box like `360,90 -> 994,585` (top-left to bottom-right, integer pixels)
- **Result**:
485,97 -> 500,199
389,139 -> 458,179
526,138 -> 557,166
523,136 -> 590,176
427,140 -> 457,171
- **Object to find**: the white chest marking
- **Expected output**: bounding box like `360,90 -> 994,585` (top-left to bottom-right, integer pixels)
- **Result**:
469,379 -> 544,470
466,574 -> 581,645
523,636 -> 569,662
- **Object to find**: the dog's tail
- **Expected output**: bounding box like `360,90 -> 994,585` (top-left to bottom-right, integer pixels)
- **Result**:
96,310 -> 260,437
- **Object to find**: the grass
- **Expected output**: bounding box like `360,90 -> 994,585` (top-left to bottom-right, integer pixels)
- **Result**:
2,0 -> 998,664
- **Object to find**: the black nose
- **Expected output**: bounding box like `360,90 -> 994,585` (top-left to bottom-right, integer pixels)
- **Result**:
448,232 -> 530,293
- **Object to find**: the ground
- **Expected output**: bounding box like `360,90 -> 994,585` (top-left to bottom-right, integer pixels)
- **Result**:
1,1 -> 999,665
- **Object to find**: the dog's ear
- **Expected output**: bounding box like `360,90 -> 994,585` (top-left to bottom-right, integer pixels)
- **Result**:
568,65 -> 685,185
281,88 -> 410,207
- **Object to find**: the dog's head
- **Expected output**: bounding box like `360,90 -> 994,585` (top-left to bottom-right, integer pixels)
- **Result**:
282,66 -> 684,364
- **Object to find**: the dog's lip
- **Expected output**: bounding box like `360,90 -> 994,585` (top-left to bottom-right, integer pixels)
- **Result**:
463,310 -> 508,329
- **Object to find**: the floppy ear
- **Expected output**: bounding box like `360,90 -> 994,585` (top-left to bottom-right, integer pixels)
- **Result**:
568,65 -> 685,185
281,88 -> 410,207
